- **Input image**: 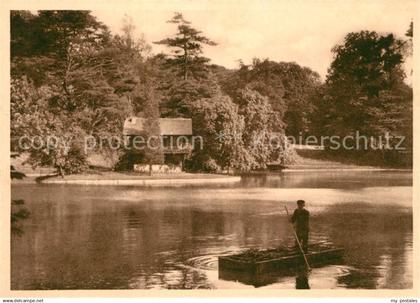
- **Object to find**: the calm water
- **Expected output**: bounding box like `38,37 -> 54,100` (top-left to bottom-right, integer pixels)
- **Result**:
11,171 -> 413,289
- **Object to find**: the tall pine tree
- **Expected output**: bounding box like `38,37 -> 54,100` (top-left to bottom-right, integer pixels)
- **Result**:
154,12 -> 216,80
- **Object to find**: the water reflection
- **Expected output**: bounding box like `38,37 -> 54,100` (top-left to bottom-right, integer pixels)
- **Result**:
241,171 -> 412,189
11,171 -> 412,289
219,266 -> 315,289
295,271 -> 310,289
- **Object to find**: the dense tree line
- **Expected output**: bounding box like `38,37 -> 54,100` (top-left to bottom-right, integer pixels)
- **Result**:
11,11 -> 146,175
311,29 -> 412,166
10,11 -> 413,175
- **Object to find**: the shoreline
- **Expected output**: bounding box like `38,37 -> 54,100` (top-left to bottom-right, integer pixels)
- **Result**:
39,172 -> 241,186
281,168 -> 412,172
12,167 -> 413,186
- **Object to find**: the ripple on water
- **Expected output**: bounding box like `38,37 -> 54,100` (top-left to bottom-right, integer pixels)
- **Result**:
184,255 -> 219,271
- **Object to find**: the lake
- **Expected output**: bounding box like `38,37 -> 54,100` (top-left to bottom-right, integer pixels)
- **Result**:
11,170 -> 413,289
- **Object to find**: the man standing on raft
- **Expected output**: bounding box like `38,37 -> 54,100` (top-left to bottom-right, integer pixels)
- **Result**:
291,200 -> 310,253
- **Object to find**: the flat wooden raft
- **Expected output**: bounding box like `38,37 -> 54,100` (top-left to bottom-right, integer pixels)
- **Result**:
219,246 -> 344,274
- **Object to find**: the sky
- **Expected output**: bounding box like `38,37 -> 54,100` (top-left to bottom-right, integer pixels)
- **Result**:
92,0 -> 415,79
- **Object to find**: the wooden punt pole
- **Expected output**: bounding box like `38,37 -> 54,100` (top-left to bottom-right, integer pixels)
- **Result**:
284,205 -> 311,271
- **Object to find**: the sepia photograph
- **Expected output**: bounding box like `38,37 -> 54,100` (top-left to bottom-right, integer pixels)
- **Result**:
2,0 -> 418,297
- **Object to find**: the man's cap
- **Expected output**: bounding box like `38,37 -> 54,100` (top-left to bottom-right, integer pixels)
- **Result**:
297,200 -> 305,205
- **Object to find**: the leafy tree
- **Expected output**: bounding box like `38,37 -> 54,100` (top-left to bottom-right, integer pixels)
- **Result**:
160,76 -> 220,117
118,15 -> 152,56
140,52 -> 221,118
11,11 -> 110,89
190,93 -> 252,172
11,77 -> 89,176
11,11 -> 143,174
327,31 -> 405,98
154,12 -> 216,80
10,10 -> 134,119
221,59 -> 321,136
67,47 -> 133,137
11,10 -> 105,61
314,30 -> 412,166
323,31 -> 407,136
221,59 -> 286,120
190,88 -> 293,172
109,15 -> 151,96
233,88 -> 288,168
